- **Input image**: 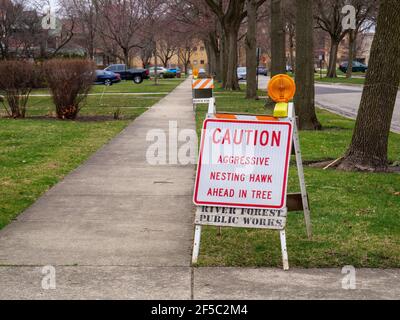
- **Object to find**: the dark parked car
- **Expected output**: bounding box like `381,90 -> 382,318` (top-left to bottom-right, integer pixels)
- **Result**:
339,61 -> 368,73
257,67 -> 268,76
94,70 -> 121,86
104,64 -> 149,84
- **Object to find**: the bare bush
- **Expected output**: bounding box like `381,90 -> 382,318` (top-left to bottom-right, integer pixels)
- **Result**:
0,60 -> 40,118
43,59 -> 95,119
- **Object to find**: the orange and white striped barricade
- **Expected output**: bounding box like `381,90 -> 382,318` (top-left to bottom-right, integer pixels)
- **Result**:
192,78 -> 214,111
191,76 -> 312,271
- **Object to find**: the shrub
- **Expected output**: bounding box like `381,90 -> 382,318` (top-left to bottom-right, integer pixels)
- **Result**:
162,72 -> 175,79
43,59 -> 95,119
0,60 -> 41,118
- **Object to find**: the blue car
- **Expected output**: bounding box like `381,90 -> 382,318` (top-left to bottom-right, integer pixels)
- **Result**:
94,70 -> 121,86
167,67 -> 181,77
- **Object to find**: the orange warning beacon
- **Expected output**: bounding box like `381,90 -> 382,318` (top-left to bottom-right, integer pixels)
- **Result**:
268,74 -> 296,118
268,74 -> 296,103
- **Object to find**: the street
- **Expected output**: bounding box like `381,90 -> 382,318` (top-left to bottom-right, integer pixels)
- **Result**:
255,76 -> 400,133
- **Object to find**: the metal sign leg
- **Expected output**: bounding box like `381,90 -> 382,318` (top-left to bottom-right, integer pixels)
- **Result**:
207,97 -> 216,117
192,225 -> 202,264
292,117 -> 312,239
279,229 -> 289,271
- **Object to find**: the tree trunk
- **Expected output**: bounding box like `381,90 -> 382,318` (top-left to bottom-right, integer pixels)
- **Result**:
204,32 -> 220,79
245,0 -> 257,99
288,29 -> 295,74
346,30 -> 356,79
224,27 -> 240,90
326,38 -> 339,78
209,32 -> 221,80
219,23 -> 227,86
270,0 -> 286,76
88,43 -> 95,60
123,48 -> 130,68
154,47 -> 159,85
338,0 -> 400,172
294,0 -> 322,130
204,41 -> 212,74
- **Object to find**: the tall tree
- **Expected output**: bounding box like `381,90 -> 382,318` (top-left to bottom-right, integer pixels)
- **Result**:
338,0 -> 400,172
315,0 -> 348,78
205,0 -> 246,90
203,29 -> 220,78
178,45 -> 194,75
65,0 -> 98,59
94,0 -> 144,67
170,0 -> 221,78
157,32 -> 178,68
0,0 -> 30,59
294,0 -> 321,130
270,0 -> 286,76
345,0 -> 376,79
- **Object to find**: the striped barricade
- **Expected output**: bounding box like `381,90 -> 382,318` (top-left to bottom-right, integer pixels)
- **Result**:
192,78 -> 214,111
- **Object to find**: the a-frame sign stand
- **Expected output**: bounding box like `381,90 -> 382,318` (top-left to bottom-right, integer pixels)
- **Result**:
191,76 -> 312,271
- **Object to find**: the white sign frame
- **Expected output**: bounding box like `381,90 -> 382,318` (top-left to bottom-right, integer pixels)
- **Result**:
191,103 -> 312,271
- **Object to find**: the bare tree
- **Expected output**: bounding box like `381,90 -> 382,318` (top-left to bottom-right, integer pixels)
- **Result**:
178,38 -> 195,75
205,0 -> 266,90
142,0 -> 166,84
139,38 -> 154,68
345,0 -> 376,78
63,0 -> 98,59
171,0 -> 220,78
315,0 -> 348,78
157,32 -> 179,68
0,0 -> 27,59
205,0 -> 246,90
338,0 -> 400,172
31,0 -> 76,58
94,0 -> 144,67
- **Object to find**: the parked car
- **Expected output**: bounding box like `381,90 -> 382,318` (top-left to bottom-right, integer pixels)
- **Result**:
148,66 -> 169,78
104,64 -> 148,84
339,61 -> 368,73
257,67 -> 268,76
237,67 -> 247,80
168,67 -> 181,78
94,70 -> 121,86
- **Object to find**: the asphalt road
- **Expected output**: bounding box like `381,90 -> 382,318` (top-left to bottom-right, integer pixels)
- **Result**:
254,75 -> 400,133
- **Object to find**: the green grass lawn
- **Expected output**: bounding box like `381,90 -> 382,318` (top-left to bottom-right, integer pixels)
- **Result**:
195,93 -> 400,268
315,69 -> 366,85
315,76 -> 365,85
0,79 -> 183,230
30,79 -> 183,95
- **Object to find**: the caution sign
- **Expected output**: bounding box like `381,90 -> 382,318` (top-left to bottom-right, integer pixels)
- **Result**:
193,119 -> 293,209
